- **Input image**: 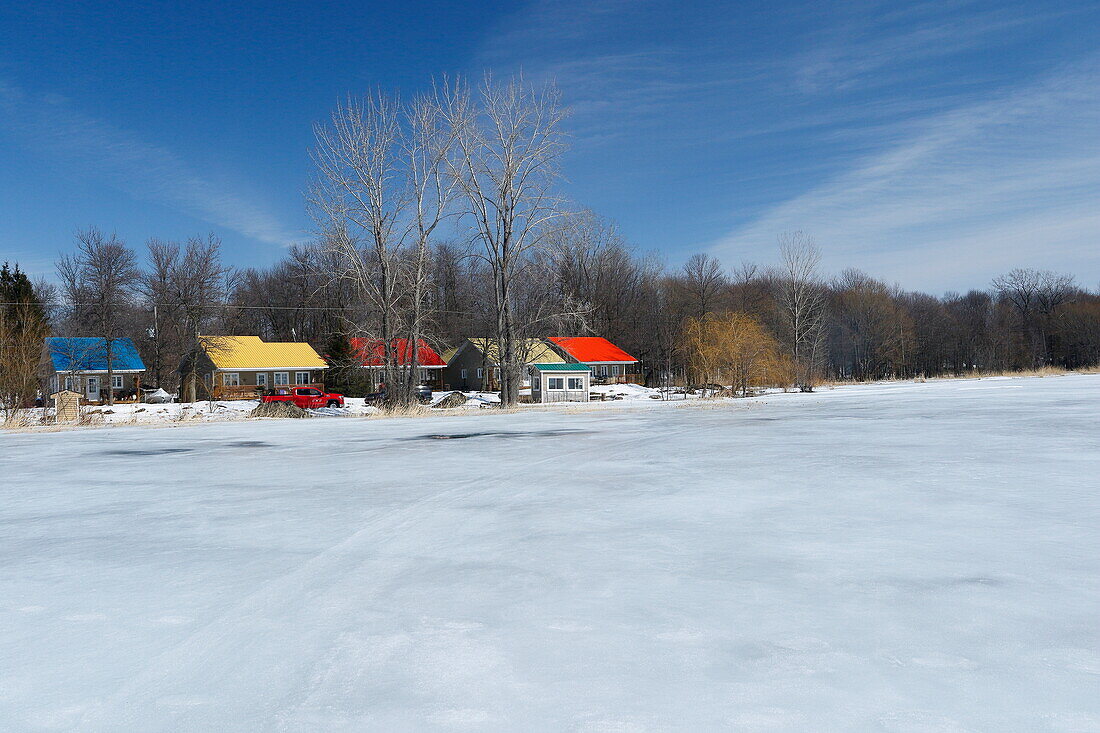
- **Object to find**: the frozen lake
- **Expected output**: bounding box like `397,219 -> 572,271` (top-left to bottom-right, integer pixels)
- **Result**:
2,376 -> 1099,731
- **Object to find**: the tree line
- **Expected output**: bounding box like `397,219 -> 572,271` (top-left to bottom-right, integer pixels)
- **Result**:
3,73 -> 1100,412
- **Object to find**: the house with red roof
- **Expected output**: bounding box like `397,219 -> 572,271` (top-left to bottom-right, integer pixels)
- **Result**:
545,337 -> 640,384
350,338 -> 447,389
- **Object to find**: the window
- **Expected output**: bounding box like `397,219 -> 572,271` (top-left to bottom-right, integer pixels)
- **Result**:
274,372 -> 290,386
548,377 -> 565,390
112,375 -> 124,389
299,388 -> 322,396
419,368 -> 430,381
568,377 -> 584,390
598,365 -> 608,377
476,368 -> 483,378
64,376 -> 75,391
295,371 -> 310,385
461,369 -> 468,379
255,373 -> 267,388
223,373 -> 240,387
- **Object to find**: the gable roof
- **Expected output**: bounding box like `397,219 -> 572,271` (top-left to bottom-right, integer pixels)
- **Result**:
350,338 -> 446,368
46,337 -> 146,373
200,336 -> 327,370
464,338 -> 565,365
548,336 -> 638,364
533,362 -> 591,372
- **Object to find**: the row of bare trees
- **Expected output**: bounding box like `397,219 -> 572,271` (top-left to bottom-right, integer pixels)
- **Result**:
8,74 -> 1100,412
669,248 -> 1094,386
18,214 -> 1100,407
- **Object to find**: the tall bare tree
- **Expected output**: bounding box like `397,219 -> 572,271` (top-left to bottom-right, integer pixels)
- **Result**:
396,91 -> 460,399
439,74 -> 569,407
775,231 -> 827,391
145,234 -> 235,400
56,229 -> 140,405
311,93 -> 407,402
311,87 -> 461,406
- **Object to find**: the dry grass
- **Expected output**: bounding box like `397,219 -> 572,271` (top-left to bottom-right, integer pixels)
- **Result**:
2,409 -> 35,430
367,402 -> 434,420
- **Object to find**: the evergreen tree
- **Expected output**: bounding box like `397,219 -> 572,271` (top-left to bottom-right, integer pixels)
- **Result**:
0,262 -> 50,414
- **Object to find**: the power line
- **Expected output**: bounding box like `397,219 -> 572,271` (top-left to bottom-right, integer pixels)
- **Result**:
0,301 -> 490,315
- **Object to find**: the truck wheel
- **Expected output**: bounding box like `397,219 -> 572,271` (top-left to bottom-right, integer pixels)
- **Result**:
327,400 -> 340,408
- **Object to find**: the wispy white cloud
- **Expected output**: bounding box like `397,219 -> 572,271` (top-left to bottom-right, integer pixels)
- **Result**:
709,57 -> 1100,291
790,1 -> 1047,94
0,79 -> 298,247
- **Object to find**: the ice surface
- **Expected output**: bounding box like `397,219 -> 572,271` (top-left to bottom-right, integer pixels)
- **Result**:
2,375 -> 1099,730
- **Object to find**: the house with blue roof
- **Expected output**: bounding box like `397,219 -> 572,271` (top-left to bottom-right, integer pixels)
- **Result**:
41,337 -> 146,403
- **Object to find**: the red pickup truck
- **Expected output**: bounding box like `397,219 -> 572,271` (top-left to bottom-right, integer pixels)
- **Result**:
260,387 -> 345,409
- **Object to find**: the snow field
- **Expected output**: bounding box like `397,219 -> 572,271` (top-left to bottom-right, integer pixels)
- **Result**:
1,374 -> 1098,730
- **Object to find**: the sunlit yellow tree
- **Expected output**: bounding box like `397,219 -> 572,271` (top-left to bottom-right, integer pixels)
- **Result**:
681,312 -> 789,396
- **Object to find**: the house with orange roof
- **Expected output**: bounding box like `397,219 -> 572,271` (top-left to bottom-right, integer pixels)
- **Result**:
350,338 -> 447,389
545,337 -> 640,384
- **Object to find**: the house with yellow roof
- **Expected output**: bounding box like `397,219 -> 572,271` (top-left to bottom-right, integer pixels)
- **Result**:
443,337 -> 565,391
179,335 -> 329,401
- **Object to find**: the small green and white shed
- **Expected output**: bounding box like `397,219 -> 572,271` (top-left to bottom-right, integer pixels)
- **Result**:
530,362 -> 591,403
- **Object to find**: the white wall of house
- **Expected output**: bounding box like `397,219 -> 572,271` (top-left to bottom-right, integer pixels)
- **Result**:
531,370 -> 590,403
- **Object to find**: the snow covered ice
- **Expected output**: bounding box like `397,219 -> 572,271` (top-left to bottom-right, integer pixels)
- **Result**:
2,376 -> 1099,731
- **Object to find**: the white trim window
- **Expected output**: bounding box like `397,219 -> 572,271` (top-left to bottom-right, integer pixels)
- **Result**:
111,375 -> 124,389
222,372 -> 241,387
255,373 -> 267,388
568,377 -> 584,390
64,376 -> 75,391
547,377 -> 565,390
274,372 -> 290,386
476,368 -> 483,378
295,371 -> 310,385
460,368 -> 468,379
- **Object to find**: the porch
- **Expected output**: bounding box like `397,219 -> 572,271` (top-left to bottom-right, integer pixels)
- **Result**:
592,373 -> 644,385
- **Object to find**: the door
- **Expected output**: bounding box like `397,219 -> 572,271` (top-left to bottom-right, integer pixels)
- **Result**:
86,376 -> 100,402
295,388 -> 323,408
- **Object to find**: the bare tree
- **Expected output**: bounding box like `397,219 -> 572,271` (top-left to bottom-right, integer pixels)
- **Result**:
56,229 -> 140,405
993,268 -> 1076,366
438,74 -> 569,407
775,231 -> 827,391
680,253 -> 727,317
546,209 -> 658,364
311,93 -> 407,402
311,89 -> 460,407
397,91 -> 459,399
145,235 -> 235,401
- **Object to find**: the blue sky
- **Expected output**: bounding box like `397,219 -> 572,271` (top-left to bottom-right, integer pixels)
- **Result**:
1,0 -> 1097,292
